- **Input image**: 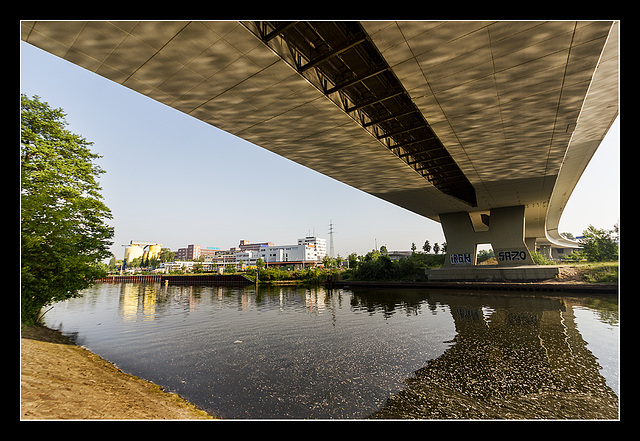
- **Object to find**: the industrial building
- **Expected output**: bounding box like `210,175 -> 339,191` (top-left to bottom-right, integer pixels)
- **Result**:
238,240 -> 274,251
123,241 -> 162,264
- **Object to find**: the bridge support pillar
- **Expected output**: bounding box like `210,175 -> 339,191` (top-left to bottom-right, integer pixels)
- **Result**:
440,205 -> 534,267
525,237 -> 537,254
538,244 -> 553,259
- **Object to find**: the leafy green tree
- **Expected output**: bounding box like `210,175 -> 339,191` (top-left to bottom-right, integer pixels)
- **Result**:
159,248 -> 175,263
579,224 -> 619,262
148,257 -> 160,269
477,249 -> 495,263
433,243 -> 440,254
21,94 -> 114,325
364,249 -> 381,262
422,240 -> 431,253
348,252 -> 358,269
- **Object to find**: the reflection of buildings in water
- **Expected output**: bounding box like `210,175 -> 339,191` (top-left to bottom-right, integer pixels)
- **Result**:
118,284 -> 227,320
369,294 -> 619,419
117,283 -> 163,321
240,291 -> 250,311
252,285 -> 333,315
305,289 -> 327,314
119,283 -> 152,321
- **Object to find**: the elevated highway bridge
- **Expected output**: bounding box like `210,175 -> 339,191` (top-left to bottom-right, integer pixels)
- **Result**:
21,20 -> 618,272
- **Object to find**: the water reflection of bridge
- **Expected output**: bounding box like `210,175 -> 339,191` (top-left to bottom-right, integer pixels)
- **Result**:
355,290 -> 618,419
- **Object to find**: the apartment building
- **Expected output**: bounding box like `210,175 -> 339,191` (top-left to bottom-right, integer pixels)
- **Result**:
176,244 -> 222,260
175,244 -> 201,261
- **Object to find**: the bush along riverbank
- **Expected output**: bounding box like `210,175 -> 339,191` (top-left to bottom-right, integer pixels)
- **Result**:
242,254 -> 445,285
246,266 -> 332,285
145,251 -> 444,286
226,256 -> 619,287
341,253 -> 445,282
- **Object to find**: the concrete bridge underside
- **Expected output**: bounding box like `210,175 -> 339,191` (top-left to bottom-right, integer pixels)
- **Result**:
21,21 -> 619,272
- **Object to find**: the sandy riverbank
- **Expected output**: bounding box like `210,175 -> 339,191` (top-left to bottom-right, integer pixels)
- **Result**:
20,325 -> 213,420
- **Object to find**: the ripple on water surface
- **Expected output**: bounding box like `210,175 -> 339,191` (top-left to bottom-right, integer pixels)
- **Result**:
44,284 -> 619,419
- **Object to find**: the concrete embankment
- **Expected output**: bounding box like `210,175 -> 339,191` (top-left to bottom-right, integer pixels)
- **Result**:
96,274 -> 253,285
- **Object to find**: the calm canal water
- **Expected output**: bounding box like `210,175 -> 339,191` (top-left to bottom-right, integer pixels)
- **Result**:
43,283 -> 619,419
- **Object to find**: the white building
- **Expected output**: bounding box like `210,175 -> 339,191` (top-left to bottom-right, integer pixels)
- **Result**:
233,238 -> 326,269
236,243 -> 319,267
234,251 -> 260,268
298,236 -> 327,259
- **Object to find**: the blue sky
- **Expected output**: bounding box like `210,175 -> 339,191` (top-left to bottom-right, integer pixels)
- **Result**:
20,41 -> 620,260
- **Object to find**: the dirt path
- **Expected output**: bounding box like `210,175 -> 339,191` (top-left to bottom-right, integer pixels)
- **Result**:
20,326 -> 213,420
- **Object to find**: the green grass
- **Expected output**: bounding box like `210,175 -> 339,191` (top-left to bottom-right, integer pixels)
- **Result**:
580,262 -> 619,283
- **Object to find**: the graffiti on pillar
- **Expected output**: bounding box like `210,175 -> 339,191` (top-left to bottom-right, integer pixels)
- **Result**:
497,250 -> 528,262
450,253 -> 472,265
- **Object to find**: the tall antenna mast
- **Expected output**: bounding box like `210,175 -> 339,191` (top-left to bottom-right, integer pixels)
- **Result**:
328,220 -> 335,258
